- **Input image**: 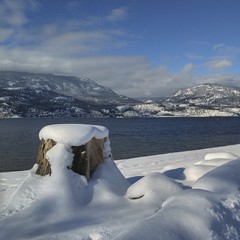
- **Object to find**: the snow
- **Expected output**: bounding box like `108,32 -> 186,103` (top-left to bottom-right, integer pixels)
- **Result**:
1,124 -> 240,239
39,124 -> 108,146
204,152 -> 239,160
127,172 -> 183,202
193,160 -> 240,194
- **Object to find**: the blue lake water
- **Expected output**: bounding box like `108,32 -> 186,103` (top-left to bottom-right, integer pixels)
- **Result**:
1,117 -> 240,172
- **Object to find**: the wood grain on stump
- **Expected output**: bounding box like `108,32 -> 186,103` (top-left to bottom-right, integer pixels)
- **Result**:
36,139 -> 56,176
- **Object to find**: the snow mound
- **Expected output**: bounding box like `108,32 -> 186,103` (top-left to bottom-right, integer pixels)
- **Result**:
193,159 -> 240,194
195,158 -> 234,166
127,172 -> 183,203
183,152 -> 240,183
91,158 -> 130,198
183,165 -> 216,181
117,188 -> 240,240
204,152 -> 238,161
39,124 -> 108,146
117,158 -> 240,240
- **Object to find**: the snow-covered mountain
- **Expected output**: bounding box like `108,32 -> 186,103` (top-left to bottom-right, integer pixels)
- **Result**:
162,83 -> 240,117
0,71 -> 137,118
167,83 -> 240,107
1,73 -> 240,118
0,71 -> 135,106
0,87 -> 97,118
113,84 -> 240,117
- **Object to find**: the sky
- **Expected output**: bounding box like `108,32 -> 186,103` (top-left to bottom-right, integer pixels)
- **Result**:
0,0 -> 240,98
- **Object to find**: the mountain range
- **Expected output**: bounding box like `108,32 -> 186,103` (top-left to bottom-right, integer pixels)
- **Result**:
0,71 -> 136,118
117,84 -> 240,117
1,71 -> 240,118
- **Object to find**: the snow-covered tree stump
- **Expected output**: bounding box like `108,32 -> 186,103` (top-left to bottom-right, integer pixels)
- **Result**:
36,124 -> 110,180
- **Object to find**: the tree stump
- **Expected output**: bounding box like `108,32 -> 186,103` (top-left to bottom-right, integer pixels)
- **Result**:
36,139 -> 56,176
36,137 -> 105,180
86,137 -> 105,179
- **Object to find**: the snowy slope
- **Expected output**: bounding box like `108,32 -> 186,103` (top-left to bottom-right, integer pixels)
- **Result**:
168,83 -> 240,106
113,84 -> 240,117
0,71 -> 136,106
1,137 -> 240,239
0,71 -> 139,118
0,87 -> 95,118
162,83 -> 240,116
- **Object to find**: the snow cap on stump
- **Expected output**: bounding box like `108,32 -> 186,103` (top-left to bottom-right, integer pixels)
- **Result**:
36,124 -> 110,180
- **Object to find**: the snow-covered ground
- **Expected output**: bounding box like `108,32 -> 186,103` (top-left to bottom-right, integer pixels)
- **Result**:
1,124 -> 240,239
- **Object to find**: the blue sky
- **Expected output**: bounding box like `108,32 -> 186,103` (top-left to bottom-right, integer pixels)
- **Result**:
0,0 -> 240,97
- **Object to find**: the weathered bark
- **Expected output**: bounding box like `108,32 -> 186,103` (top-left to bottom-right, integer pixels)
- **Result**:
36,139 -> 56,176
71,145 -> 87,176
87,137 -> 105,177
36,137 -> 105,180
71,137 -> 105,180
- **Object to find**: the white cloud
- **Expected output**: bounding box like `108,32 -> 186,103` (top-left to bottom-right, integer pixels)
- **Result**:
0,0 -> 39,27
207,59 -> 232,70
0,28 -> 14,42
0,0 -> 26,27
0,0 -> 40,44
0,47 -> 178,96
213,43 -> 225,51
195,74 -> 240,88
212,43 -> 240,56
182,63 -> 194,73
71,7 -> 128,28
40,30 -> 114,56
1,46 -> 240,98
3,19 -> 128,58
107,7 -> 128,22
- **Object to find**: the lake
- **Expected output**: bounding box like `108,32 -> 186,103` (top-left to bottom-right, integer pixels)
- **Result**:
1,117 -> 240,172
